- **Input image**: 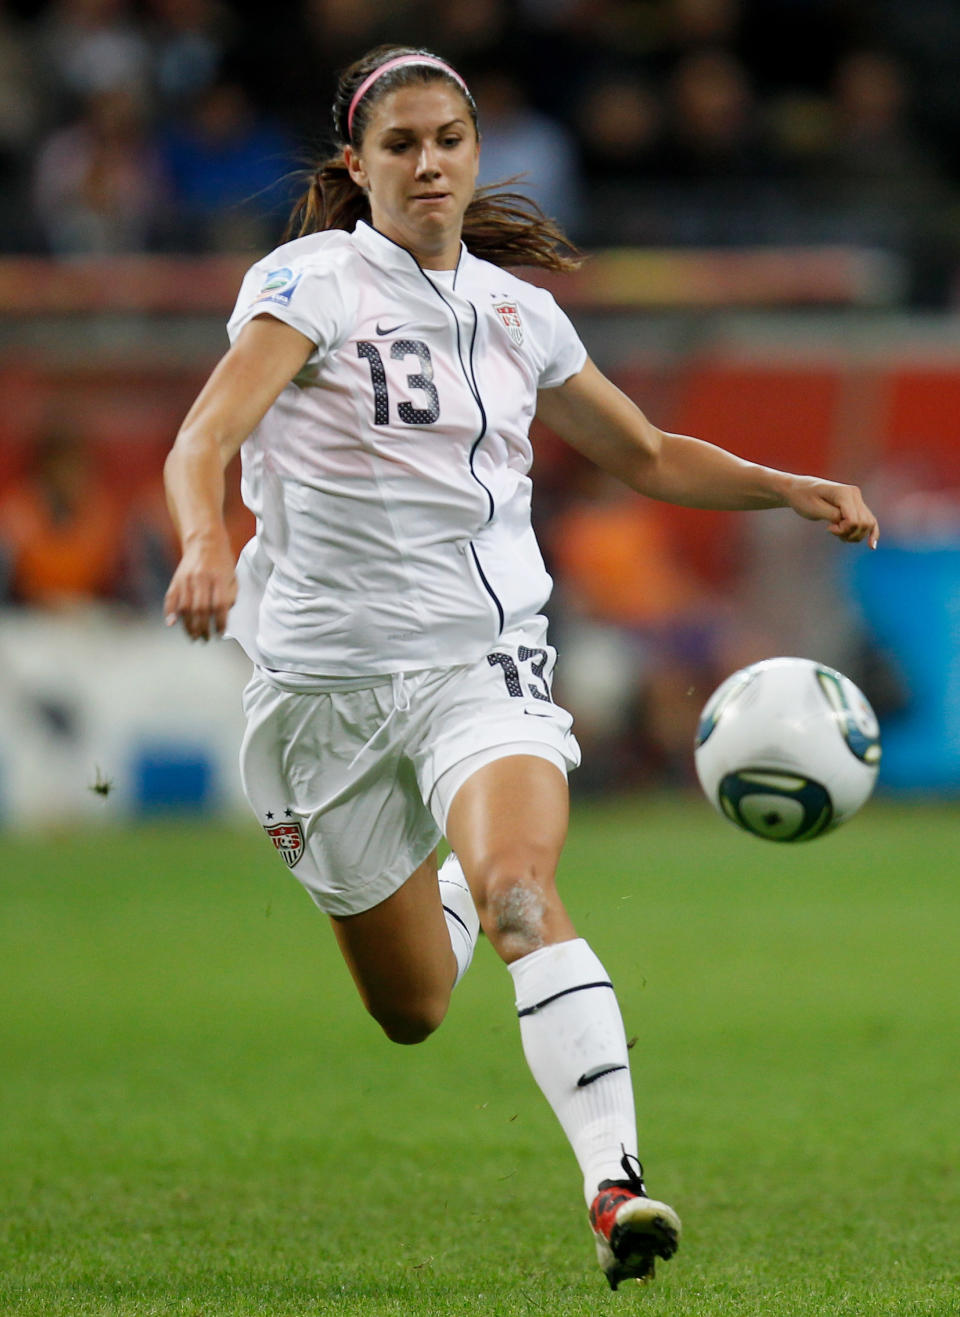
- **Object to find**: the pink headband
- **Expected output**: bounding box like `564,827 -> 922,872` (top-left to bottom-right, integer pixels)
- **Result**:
347,54 -> 470,140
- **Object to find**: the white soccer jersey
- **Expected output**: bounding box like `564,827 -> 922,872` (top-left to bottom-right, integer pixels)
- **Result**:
224,220 -> 587,676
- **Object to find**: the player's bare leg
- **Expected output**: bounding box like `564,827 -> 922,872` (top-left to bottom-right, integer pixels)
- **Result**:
445,753 -> 680,1286
330,850 -> 458,1044
443,754 -> 574,962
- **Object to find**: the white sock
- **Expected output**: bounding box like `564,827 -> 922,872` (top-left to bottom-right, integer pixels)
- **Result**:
438,853 -> 480,987
509,938 -> 638,1206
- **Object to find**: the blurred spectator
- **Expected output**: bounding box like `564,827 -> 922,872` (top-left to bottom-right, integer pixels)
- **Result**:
518,0 -> 595,25
666,0 -> 740,49
827,50 -> 936,187
573,72 -> 665,244
436,0 -> 510,66
471,66 -> 582,236
547,469 -> 739,787
302,0 -> 421,48
660,47 -> 768,181
124,457 -> 253,610
577,75 -> 663,176
32,84 -> 170,254
0,2 -> 42,157
0,1 -> 43,247
651,46 -> 781,245
737,0 -> 851,96
245,0 -> 424,134
0,430 -> 124,608
874,0 -> 960,181
36,0 -> 152,115
513,0 -> 622,122
159,79 -> 296,251
146,0 -> 234,112
762,87 -> 835,179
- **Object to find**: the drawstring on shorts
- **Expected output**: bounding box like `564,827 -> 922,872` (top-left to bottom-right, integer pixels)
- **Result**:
346,671 -> 413,771
391,671 -> 411,713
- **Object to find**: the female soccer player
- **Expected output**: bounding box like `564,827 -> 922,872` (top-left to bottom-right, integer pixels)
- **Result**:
163,45 -> 878,1289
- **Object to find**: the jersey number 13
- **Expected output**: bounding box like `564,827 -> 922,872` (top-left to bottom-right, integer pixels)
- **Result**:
357,339 -> 441,426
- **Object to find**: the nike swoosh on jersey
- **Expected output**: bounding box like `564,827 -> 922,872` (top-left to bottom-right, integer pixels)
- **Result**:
375,320 -> 413,335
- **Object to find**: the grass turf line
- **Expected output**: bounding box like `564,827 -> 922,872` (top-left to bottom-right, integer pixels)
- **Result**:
1,796 -> 957,1315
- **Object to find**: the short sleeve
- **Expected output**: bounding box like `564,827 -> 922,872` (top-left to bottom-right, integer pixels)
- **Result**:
536,296 -> 587,390
226,247 -> 357,360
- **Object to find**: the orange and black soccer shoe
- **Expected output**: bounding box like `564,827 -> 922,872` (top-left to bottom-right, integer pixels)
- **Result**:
589,1153 -> 681,1289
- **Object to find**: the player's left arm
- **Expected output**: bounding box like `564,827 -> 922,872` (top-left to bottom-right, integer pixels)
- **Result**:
536,357 -> 879,547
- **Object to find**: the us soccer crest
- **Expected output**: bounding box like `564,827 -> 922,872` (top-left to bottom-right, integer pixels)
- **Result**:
493,300 -> 524,345
263,819 -> 304,869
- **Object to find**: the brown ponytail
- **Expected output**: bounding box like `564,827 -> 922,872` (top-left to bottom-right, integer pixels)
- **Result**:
463,185 -> 582,272
283,44 -> 583,272
285,154 -> 369,240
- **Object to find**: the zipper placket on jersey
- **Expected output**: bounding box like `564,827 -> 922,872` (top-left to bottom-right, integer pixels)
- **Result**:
420,271 -> 491,518
419,267 -> 505,633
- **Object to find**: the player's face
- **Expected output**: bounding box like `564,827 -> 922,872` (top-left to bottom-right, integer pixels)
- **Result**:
345,82 -> 480,269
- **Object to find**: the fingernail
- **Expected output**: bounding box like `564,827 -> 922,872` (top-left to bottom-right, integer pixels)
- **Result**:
165,614 -> 177,626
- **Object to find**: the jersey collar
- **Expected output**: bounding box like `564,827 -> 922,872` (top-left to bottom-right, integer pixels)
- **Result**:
352,220 -> 467,286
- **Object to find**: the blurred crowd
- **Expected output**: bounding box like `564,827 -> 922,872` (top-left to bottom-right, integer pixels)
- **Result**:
1,0 -> 960,298
0,425 -> 253,612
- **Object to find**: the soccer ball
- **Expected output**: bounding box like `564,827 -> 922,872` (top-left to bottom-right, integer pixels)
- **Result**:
694,657 -> 881,842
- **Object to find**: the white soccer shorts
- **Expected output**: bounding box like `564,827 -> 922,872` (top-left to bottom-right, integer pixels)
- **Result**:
238,617 -> 581,916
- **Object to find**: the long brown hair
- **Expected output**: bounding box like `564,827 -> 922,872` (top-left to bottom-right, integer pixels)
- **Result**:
285,45 -> 582,273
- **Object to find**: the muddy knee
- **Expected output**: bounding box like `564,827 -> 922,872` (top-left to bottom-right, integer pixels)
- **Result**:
475,857 -> 572,960
488,879 -> 547,946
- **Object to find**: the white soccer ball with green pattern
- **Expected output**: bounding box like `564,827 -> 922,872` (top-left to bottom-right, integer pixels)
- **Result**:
694,657 -> 881,842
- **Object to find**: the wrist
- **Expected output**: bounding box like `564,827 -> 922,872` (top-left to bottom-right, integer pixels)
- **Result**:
762,467 -> 802,508
182,524 -> 231,552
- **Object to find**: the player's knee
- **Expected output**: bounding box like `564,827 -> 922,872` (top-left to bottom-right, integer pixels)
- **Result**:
370,995 -> 448,1045
473,850 -> 557,953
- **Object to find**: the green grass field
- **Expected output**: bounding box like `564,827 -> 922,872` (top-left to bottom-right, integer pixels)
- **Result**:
1,796 -> 957,1316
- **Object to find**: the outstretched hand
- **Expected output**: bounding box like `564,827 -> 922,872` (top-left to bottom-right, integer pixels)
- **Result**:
163,536 -> 238,641
784,476 -> 879,549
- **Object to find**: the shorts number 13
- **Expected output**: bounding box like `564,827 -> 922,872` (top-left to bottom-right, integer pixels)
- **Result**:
488,647 -> 551,702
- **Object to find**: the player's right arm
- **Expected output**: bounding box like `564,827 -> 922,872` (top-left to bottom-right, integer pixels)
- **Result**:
536,357 -> 879,548
163,315 -> 315,640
